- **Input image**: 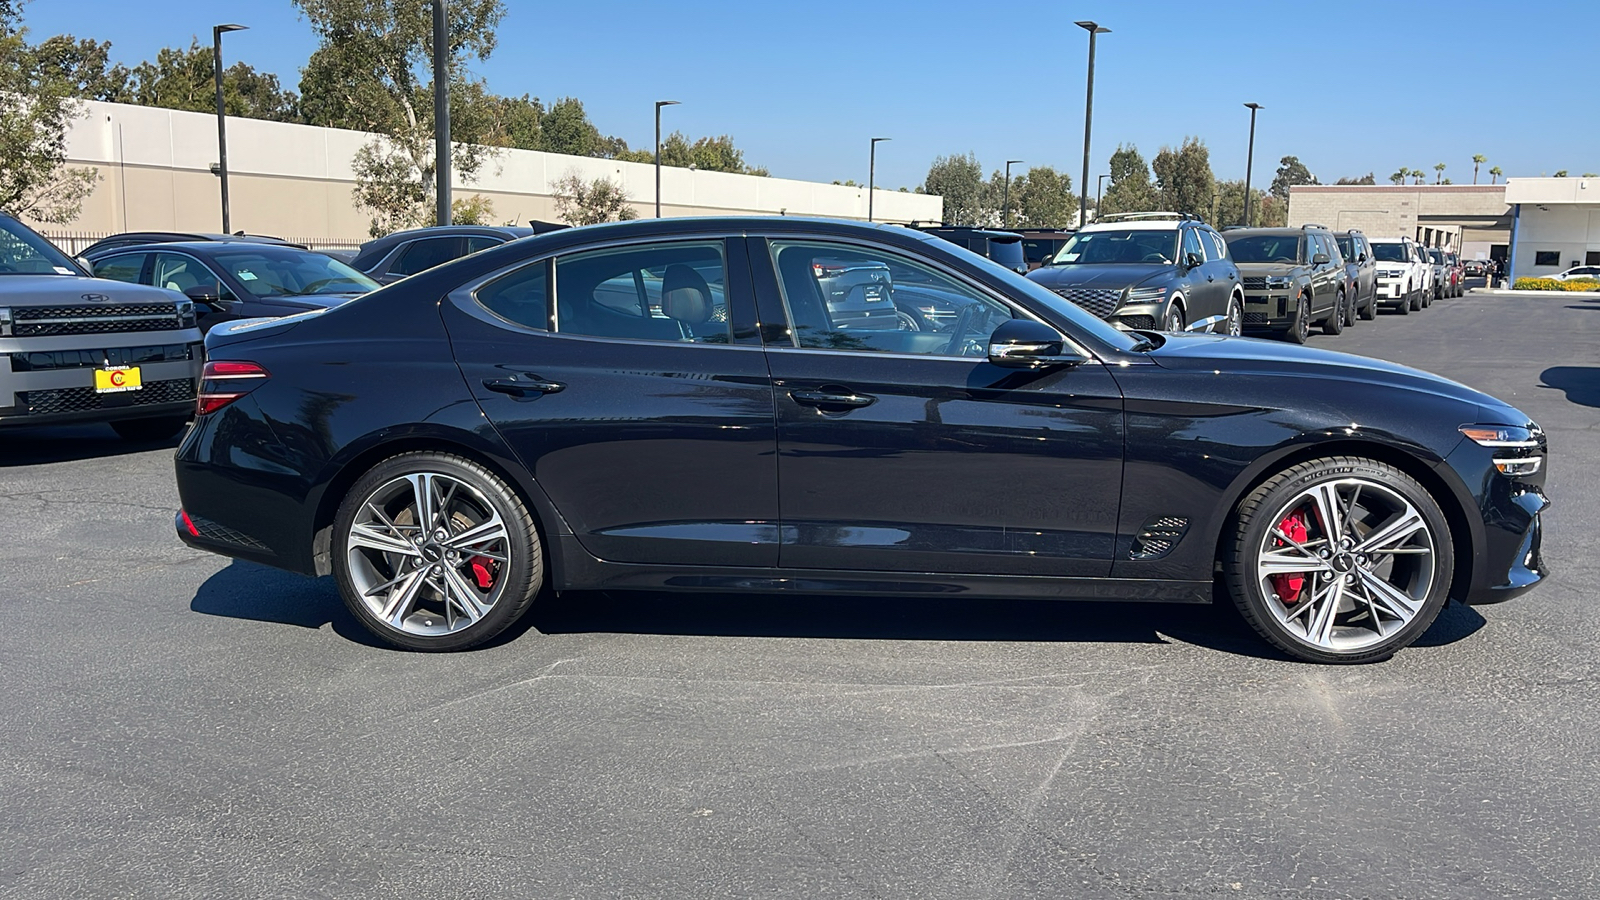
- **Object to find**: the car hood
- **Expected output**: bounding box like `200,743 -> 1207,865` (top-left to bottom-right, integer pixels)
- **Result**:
0,274 -> 183,307
1027,263 -> 1168,291
1141,332 -> 1525,419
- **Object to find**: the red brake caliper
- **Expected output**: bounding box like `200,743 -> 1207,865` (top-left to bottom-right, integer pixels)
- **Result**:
1271,510 -> 1309,603
470,557 -> 497,590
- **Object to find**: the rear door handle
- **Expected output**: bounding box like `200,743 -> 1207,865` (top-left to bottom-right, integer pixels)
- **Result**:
790,389 -> 876,409
484,377 -> 564,396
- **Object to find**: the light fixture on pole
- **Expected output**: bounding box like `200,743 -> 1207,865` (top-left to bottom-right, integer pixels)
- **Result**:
1096,173 -> 1111,219
655,100 -> 680,218
212,23 -> 247,234
1075,20 -> 1109,231
1003,159 -> 1023,228
868,137 -> 891,222
1242,102 -> 1264,226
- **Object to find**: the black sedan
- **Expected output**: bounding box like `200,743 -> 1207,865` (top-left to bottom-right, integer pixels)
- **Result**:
173,218 -> 1548,664
89,241 -> 379,332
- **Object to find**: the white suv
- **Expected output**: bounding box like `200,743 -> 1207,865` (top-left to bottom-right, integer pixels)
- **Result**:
1369,237 -> 1429,314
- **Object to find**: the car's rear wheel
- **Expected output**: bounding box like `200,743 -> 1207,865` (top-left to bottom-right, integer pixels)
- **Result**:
1283,296 -> 1310,344
110,415 -> 189,442
1225,456 -> 1454,664
333,452 -> 543,651
1322,291 -> 1345,335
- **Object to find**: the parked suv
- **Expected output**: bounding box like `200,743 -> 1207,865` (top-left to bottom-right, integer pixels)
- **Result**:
1014,228 -> 1075,271
1335,229 -> 1379,321
1369,237 -> 1427,314
0,213 -> 203,440
1026,212 -> 1243,334
349,225 -> 555,284
1425,248 -> 1450,301
1223,225 -> 1348,343
912,227 -> 1029,275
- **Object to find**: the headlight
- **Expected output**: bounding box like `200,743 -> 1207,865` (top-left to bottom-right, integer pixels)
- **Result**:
0,307 -> 10,336
1124,286 -> 1166,304
1461,424 -> 1544,477
1265,275 -> 1293,289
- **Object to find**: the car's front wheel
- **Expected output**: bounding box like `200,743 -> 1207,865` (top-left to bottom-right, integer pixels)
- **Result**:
1225,456 -> 1454,664
1163,304 -> 1185,333
110,415 -> 189,442
1224,294 -> 1244,336
333,452 -> 543,651
1283,296 -> 1311,344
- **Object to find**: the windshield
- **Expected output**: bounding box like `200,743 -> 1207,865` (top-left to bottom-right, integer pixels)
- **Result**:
1428,249 -> 1444,264
1225,234 -> 1303,264
948,239 -> 1145,353
1047,229 -> 1177,266
1371,243 -> 1410,263
210,249 -> 380,297
0,217 -> 82,275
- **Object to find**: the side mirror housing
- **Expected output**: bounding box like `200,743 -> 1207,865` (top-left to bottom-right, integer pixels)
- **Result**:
183,285 -> 224,305
1312,252 -> 1331,265
987,319 -> 1089,369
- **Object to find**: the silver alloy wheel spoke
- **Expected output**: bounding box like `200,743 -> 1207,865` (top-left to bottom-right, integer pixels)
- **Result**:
348,522 -> 420,556
1259,548 -> 1329,576
445,514 -> 507,552
440,564 -> 492,625
376,566 -> 429,627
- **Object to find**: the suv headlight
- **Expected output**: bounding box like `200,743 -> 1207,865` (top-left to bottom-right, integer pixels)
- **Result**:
0,307 -> 10,337
1264,275 -> 1294,289
1124,286 -> 1166,304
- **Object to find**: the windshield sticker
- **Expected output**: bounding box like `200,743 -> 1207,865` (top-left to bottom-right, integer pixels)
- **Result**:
54,266 -> 75,274
236,269 -> 258,281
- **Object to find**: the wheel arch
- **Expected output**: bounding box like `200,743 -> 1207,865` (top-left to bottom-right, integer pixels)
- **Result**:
1208,438 -> 1480,604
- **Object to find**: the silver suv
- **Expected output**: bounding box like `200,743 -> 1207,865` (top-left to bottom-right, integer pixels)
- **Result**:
0,214 -> 203,440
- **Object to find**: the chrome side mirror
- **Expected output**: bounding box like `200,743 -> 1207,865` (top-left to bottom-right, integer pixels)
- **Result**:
987,319 -> 1090,369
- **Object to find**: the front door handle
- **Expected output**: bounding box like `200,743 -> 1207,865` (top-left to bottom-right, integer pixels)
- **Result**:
484,377 -> 564,397
790,389 -> 876,409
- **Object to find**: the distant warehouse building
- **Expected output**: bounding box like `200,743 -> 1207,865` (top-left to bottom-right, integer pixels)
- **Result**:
1504,177 -> 1600,281
45,100 -> 942,247
1287,184 -> 1511,262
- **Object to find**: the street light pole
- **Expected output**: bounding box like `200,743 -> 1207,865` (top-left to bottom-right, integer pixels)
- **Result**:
1242,102 -> 1263,227
655,100 -> 679,218
1003,159 -> 1023,228
1096,173 -> 1110,220
1075,20 -> 1109,231
868,137 -> 890,222
212,23 -> 247,234
432,0 -> 451,226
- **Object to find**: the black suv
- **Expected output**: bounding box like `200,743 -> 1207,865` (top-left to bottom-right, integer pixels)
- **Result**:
1025,212 -> 1243,334
1335,229 -> 1378,321
911,227 -> 1028,275
1223,225 -> 1348,343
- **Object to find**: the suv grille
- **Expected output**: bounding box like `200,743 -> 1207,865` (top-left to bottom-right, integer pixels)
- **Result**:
11,303 -> 183,337
1052,287 -> 1121,318
1241,277 -> 1267,290
1243,312 -> 1271,325
1117,315 -> 1156,331
21,377 -> 194,417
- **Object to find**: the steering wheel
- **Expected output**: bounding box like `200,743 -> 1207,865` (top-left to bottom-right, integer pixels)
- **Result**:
1141,253 -> 1169,263
942,303 -> 981,356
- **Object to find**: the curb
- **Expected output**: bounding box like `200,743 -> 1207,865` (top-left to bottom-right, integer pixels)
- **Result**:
1466,288 -> 1600,298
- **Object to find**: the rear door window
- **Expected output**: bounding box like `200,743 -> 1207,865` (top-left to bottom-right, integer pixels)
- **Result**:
465,236 -> 504,254
553,241 -> 731,344
91,253 -> 146,284
392,237 -> 463,277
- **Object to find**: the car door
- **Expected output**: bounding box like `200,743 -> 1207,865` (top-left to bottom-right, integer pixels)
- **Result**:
439,235 -> 780,568
753,235 -> 1125,577
1201,228 -> 1238,327
1178,226 -> 1221,327
1310,234 -> 1340,316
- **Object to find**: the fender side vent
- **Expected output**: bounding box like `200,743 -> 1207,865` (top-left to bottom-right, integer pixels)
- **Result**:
1130,516 -> 1189,560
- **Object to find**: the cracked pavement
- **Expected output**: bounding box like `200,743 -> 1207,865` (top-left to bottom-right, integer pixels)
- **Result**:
1,290 -> 1597,898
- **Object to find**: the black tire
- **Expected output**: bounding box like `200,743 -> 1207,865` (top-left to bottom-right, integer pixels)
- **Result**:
110,415 -> 190,442
1163,303 -> 1185,333
332,451 -> 543,651
1396,292 -> 1411,315
1283,295 -> 1310,344
1224,456 -> 1455,664
1407,289 -> 1420,312
1358,293 -> 1377,321
1322,291 -> 1345,335
1224,294 -> 1244,336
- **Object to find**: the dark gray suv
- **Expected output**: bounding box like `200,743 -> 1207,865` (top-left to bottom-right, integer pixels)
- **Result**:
1025,212 -> 1243,334
1224,225 -> 1348,343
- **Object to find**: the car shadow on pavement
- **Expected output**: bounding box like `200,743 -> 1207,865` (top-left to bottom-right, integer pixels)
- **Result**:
189,562 -> 1489,662
0,423 -> 181,467
1539,366 -> 1600,408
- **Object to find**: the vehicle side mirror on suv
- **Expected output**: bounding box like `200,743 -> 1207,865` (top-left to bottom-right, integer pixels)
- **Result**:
1184,251 -> 1203,270
1312,252 -> 1330,265
987,319 -> 1089,369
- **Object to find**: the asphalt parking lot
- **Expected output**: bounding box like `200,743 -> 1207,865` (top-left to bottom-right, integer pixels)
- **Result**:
2,288 -> 1597,899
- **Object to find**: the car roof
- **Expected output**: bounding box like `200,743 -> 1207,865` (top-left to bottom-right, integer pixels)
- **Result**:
349,224 -> 541,269
82,232 -> 303,253
1082,220 -> 1185,232
93,241 -> 325,257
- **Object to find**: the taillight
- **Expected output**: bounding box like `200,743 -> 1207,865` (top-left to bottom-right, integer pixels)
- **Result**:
197,360 -> 269,415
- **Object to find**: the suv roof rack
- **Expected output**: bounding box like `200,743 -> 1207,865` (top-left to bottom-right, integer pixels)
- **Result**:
1094,211 -> 1200,223
1300,223 -> 1330,230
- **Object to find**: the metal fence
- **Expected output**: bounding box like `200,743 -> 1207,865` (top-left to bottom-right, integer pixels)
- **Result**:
40,231 -> 366,256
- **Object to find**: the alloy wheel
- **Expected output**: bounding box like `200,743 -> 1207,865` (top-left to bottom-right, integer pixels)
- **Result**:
344,471 -> 513,637
1253,478 -> 1437,654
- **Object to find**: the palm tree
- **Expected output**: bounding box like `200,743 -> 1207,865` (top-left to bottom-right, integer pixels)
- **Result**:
1489,166 -> 1503,184
1412,168 -> 1426,185
1434,163 -> 1446,184
1389,169 -> 1407,185
1472,154 -> 1487,184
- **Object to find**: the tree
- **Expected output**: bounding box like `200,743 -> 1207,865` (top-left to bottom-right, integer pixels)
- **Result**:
430,193 -> 494,225
1389,169 -> 1407,185
1011,165 -> 1075,228
1212,179 -> 1269,228
1254,195 -> 1288,228
1472,154 -> 1486,184
1151,137 -> 1213,216
1554,170 -> 1569,178
1269,155 -> 1316,204
920,152 -> 986,225
0,4 -> 99,223
1335,173 -> 1377,185
294,0 -> 507,236
1411,168 -> 1426,185
1098,144 -> 1160,216
124,39 -> 299,122
552,171 -> 637,225
1489,166 -> 1502,184
658,131 -> 765,174
31,34 -> 129,101
1434,162 -> 1446,184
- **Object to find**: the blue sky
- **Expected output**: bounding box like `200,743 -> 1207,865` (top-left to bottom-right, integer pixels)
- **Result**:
21,0 -> 1597,191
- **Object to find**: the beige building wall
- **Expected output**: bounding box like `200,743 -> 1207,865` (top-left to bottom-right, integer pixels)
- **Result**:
46,101 -> 943,244
1286,184 -> 1510,252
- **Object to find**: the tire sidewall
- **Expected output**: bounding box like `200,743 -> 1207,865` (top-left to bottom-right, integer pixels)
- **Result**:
1229,457 -> 1455,663
332,453 -> 543,651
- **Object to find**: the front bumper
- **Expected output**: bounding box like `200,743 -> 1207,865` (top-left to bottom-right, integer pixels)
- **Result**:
1444,432 -> 1550,605
0,341 -> 202,427
1241,292 -> 1293,328
1376,278 -> 1409,303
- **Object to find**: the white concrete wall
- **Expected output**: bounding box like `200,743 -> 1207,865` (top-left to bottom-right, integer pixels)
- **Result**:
50,100 -> 943,240
1506,178 -> 1600,280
